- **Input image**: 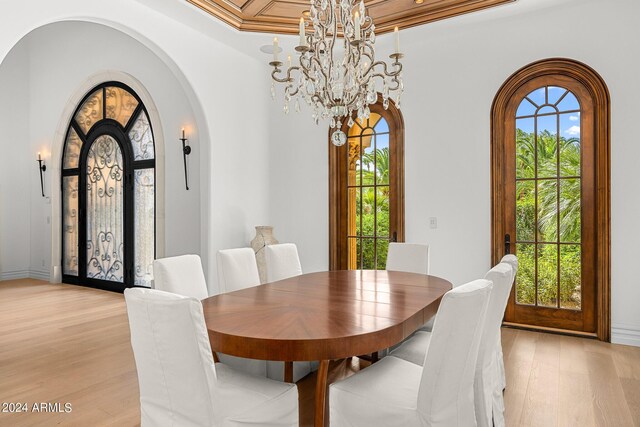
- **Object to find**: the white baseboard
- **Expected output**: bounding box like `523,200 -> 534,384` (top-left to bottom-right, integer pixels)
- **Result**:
611,323 -> 640,347
29,270 -> 50,281
0,269 -> 30,281
0,269 -> 50,282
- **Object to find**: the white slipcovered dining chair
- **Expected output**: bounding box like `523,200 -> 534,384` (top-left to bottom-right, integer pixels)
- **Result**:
497,254 -> 518,391
214,248 -> 270,378
217,247 -> 310,382
154,253 -> 267,378
264,243 -> 315,382
330,279 -> 492,427
389,262 -> 514,427
380,242 -> 432,357
124,288 -> 299,427
153,254 -> 209,300
265,243 -> 303,283
217,247 -> 262,293
385,242 -> 430,275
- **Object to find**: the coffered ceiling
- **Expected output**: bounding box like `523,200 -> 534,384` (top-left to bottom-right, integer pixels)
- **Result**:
187,0 -> 515,35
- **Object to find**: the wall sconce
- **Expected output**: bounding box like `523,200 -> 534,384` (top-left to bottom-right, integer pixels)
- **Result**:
37,152 -> 46,197
180,128 -> 191,191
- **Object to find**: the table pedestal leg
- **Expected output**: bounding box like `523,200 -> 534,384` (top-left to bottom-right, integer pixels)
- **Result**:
284,361 -> 293,383
314,359 -> 330,427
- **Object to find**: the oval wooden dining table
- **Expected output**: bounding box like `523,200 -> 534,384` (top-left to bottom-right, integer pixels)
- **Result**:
201,270 -> 453,427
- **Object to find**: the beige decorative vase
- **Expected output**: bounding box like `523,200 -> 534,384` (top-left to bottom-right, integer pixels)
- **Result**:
251,226 -> 279,283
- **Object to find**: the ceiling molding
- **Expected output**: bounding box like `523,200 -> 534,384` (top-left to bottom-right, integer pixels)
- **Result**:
187,0 -> 516,35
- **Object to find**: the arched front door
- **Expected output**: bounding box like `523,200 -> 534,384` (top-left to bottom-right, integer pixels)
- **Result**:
491,59 -> 610,339
62,82 -> 156,292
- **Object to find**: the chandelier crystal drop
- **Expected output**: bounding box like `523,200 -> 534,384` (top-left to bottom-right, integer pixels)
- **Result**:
268,0 -> 404,145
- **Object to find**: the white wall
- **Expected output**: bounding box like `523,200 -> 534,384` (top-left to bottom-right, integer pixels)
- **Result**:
0,44 -> 30,279
0,0 -> 273,294
268,0 -> 640,345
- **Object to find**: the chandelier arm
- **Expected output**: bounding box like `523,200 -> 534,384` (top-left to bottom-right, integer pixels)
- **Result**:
289,86 -> 301,97
271,65 -> 304,83
271,69 -> 294,84
371,60 -> 403,78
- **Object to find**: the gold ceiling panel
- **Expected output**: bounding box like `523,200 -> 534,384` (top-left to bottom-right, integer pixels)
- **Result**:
187,0 -> 515,34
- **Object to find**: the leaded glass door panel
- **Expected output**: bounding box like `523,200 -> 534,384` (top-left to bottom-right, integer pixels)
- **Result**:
85,135 -> 125,283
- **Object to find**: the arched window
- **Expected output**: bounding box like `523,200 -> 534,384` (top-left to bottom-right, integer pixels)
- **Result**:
62,82 -> 155,291
491,59 -> 610,340
329,98 -> 404,270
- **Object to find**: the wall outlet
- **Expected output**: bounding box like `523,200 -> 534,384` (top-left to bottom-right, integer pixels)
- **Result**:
429,217 -> 438,229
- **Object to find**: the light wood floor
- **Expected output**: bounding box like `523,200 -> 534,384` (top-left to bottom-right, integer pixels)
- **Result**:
1,279 -> 639,426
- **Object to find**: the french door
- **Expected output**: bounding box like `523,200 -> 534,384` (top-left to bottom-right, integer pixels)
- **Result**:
492,60 -> 610,338
329,98 -> 404,270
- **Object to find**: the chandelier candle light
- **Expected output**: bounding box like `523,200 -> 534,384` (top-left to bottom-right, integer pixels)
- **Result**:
268,0 -> 404,146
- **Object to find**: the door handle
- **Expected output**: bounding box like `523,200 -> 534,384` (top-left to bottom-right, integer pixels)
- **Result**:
505,234 -> 511,255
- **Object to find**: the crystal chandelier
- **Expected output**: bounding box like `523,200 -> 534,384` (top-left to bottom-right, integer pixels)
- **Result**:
268,0 -> 404,146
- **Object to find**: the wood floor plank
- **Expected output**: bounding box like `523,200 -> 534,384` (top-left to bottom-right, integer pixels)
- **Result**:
503,329 -> 539,425
2,279 -> 640,427
558,336 -> 596,427
519,332 -> 561,426
585,350 -> 635,426
620,378 -> 640,426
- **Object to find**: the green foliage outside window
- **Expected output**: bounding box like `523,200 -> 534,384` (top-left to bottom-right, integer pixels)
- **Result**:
355,147 -> 390,269
515,128 -> 582,309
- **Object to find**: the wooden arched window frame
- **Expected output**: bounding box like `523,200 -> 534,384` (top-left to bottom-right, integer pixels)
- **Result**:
329,97 -> 405,270
491,58 -> 610,341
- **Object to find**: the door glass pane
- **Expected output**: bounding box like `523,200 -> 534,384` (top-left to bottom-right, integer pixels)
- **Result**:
361,187 -> 375,236
376,187 -> 389,237
376,137 -> 390,185
128,111 -> 155,160
361,238 -> 374,269
376,239 -> 389,271
516,118 -> 535,179
560,244 -> 581,309
516,180 -> 535,241
75,89 -> 103,134
537,180 -> 557,242
134,169 -> 155,287
361,130 -> 375,185
350,188 -> 360,236
560,179 -> 581,243
526,87 -> 545,106
374,117 -> 389,134
556,91 -> 579,112
536,114 -> 558,178
515,243 -> 535,305
63,128 -> 83,169
106,86 -> 139,128
559,113 -> 580,177
516,98 -> 536,117
537,244 -> 558,307
63,176 -> 79,276
86,135 -> 124,283
547,86 -> 567,105
348,138 -> 360,186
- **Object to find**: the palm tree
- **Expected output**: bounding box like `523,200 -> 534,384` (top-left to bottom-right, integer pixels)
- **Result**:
515,129 -> 581,243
